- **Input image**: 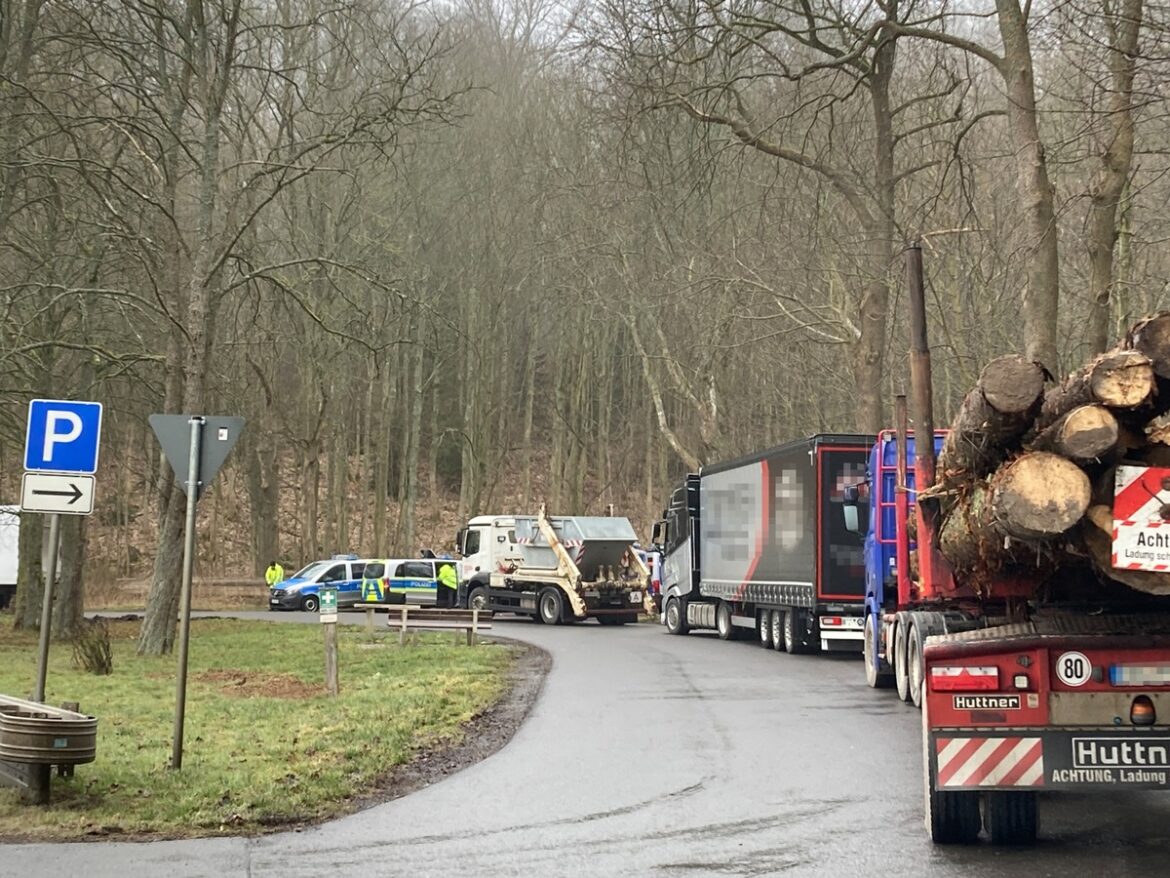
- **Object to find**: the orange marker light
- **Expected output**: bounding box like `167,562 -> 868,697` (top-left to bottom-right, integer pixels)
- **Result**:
1131,696 -> 1157,727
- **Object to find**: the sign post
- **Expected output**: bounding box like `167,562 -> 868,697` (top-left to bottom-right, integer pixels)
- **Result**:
149,414 -> 244,770
171,416 -> 203,772
22,399 -> 103,703
321,587 -> 339,696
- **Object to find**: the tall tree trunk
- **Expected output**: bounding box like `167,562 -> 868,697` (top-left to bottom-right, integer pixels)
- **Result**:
398,309 -> 425,552
52,515 -> 86,640
1086,0 -> 1142,354
997,0 -> 1061,372
853,24 -> 897,434
246,426 -> 280,575
520,335 -> 537,507
138,26 -> 230,653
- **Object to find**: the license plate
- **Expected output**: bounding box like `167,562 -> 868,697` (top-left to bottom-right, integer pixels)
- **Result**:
629,591 -> 642,602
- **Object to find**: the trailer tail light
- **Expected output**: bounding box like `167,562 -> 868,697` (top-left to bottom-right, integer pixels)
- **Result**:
1013,674 -> 1030,691
1131,696 -> 1157,726
821,617 -> 843,627
1110,664 -> 1170,687
930,666 -> 999,692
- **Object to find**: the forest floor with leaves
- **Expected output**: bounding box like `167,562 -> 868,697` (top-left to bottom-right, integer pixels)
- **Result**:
0,617 -> 548,841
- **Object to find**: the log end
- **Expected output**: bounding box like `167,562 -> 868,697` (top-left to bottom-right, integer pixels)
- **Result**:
1128,312 -> 1170,380
1059,405 -> 1120,461
1090,350 -> 1155,409
994,452 -> 1091,539
980,355 -> 1046,415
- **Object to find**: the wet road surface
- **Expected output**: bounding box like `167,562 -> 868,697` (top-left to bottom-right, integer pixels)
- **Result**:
6,615 -> 1170,876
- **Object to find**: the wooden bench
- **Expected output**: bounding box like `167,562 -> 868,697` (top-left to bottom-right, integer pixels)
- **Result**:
347,602 -> 403,640
390,607 -> 492,646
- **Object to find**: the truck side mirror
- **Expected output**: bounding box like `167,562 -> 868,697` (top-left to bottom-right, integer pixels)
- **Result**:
455,528 -> 466,554
843,485 -> 862,534
651,521 -> 665,546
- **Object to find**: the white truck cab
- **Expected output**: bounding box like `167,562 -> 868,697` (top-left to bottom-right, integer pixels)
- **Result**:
457,515 -> 521,578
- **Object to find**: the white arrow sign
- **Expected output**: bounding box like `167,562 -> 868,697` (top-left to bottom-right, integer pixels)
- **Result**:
20,472 -> 96,515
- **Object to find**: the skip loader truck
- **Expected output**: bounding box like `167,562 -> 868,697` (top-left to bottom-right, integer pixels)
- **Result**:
845,243 -> 1170,845
455,506 -> 648,625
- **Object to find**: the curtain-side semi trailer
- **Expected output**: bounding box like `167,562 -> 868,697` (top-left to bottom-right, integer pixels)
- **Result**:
656,434 -> 873,653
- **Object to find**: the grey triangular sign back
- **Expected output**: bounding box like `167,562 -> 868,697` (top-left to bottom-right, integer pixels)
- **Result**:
149,414 -> 245,499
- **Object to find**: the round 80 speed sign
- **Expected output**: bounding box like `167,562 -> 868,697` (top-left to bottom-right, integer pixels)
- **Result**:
1055,651 -> 1093,687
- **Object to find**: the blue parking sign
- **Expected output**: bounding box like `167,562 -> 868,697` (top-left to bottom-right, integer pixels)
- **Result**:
25,399 -> 103,474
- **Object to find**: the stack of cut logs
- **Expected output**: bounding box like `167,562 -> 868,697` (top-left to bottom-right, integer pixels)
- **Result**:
928,312 -> 1170,597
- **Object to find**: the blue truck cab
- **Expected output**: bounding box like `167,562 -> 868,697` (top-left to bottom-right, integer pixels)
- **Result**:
847,430 -> 946,682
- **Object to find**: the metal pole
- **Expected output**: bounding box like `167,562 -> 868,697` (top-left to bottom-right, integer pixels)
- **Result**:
905,239 -> 936,489
171,416 -> 204,770
32,513 -> 62,702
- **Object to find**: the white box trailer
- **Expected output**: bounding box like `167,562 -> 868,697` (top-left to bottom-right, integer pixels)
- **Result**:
0,505 -> 19,609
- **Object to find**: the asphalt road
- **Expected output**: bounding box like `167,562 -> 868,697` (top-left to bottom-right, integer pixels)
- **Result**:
7,614 -> 1170,877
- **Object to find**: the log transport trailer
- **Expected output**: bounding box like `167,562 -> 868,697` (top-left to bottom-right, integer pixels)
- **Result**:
657,434 -> 872,652
844,243 -> 1170,845
455,508 -> 648,625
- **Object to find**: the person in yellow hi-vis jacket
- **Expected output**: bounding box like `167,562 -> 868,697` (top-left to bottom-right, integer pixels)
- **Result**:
436,562 -> 458,608
265,560 -> 284,589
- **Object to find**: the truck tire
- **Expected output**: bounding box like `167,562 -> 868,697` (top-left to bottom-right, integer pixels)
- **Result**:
864,613 -> 893,689
926,768 -> 981,844
301,595 -> 319,613
908,612 -> 946,708
894,612 -> 912,702
716,602 -> 734,640
538,587 -> 564,625
467,587 -> 489,613
664,597 -> 689,635
908,619 -> 925,708
984,791 -> 1038,846
783,609 -> 810,655
770,610 -> 784,651
758,611 -> 773,648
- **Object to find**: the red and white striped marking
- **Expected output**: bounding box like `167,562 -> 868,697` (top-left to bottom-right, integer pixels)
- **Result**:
1114,465 -> 1170,523
1112,466 -> 1170,570
936,737 -> 1044,788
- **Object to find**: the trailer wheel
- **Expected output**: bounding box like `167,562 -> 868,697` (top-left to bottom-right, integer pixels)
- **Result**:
894,613 -> 912,702
908,619 -> 926,708
716,602 -> 735,640
538,587 -> 564,625
664,598 -> 689,635
984,791 -> 1038,846
864,613 -> 893,689
783,609 -> 809,655
758,611 -> 773,649
770,610 -> 784,651
926,773 -> 981,844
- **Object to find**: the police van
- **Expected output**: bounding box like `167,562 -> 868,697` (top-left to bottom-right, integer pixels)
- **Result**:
360,558 -> 461,605
268,555 -> 366,612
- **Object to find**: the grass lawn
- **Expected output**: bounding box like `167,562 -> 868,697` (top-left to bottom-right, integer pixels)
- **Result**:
0,616 -> 516,840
